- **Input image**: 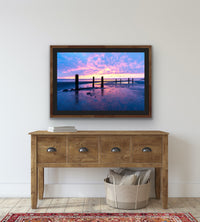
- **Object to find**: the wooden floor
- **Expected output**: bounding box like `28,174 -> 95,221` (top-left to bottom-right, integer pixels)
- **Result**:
0,198 -> 200,221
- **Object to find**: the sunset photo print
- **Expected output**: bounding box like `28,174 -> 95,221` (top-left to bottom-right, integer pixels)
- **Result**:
56,51 -> 146,113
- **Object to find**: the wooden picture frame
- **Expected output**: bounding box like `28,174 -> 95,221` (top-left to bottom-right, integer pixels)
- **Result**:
50,45 -> 152,118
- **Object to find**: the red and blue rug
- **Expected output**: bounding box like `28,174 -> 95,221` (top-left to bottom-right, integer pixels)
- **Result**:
1,213 -> 198,222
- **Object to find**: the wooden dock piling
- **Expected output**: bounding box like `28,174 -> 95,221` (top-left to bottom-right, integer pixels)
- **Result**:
132,78 -> 134,83
75,74 -> 79,90
92,76 -> 95,88
101,76 -> 104,88
128,78 -> 130,84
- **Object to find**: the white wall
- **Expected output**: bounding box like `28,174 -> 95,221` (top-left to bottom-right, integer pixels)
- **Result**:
0,0 -> 200,197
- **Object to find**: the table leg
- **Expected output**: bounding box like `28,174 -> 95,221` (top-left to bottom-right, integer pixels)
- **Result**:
31,135 -> 38,209
155,168 -> 161,199
38,167 -> 44,200
161,168 -> 168,208
161,135 -> 168,209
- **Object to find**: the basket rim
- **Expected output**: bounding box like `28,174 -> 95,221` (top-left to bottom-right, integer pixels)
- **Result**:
104,178 -> 151,186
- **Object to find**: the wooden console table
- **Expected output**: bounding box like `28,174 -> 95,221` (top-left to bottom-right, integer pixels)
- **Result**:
29,130 -> 168,209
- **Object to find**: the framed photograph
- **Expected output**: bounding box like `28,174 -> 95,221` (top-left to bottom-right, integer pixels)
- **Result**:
50,45 -> 152,118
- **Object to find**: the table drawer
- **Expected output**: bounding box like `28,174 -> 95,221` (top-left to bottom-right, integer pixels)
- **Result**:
132,136 -> 162,163
68,136 -> 98,163
100,136 -> 131,163
37,136 -> 66,163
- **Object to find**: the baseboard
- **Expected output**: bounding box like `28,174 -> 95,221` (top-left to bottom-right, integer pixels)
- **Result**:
44,183 -> 106,198
169,182 -> 200,197
0,182 -> 200,197
0,184 -> 30,197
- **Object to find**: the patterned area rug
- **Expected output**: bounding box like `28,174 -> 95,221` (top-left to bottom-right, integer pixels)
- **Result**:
1,213 -> 198,222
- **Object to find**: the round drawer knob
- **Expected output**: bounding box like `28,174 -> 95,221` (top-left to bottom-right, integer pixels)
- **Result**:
79,147 -> 88,153
111,147 -> 121,152
142,147 -> 152,152
47,147 -> 57,152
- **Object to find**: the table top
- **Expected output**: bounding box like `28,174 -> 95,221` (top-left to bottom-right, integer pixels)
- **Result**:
29,130 -> 169,136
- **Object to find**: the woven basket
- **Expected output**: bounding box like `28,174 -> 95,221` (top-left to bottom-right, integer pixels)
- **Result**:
104,178 -> 150,210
